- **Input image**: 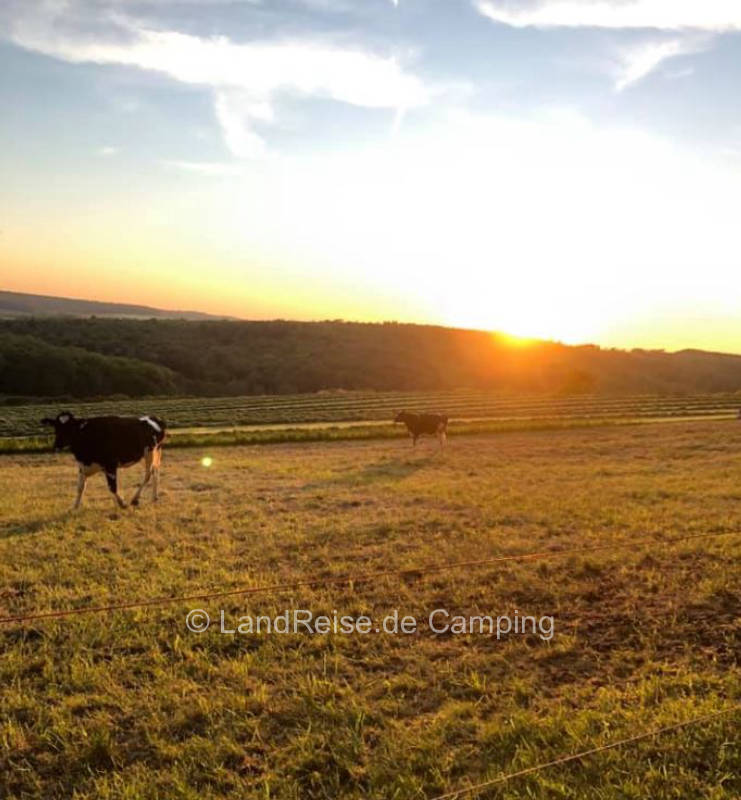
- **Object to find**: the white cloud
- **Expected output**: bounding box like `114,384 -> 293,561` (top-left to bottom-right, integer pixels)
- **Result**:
96,145 -> 119,156
213,90 -> 272,159
475,0 -> 741,31
613,37 -> 703,90
6,11 -> 430,158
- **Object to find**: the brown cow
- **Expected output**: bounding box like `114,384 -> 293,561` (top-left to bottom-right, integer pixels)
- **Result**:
394,411 -> 448,449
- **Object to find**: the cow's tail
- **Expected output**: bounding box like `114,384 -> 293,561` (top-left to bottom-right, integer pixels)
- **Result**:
141,415 -> 167,446
151,416 -> 166,445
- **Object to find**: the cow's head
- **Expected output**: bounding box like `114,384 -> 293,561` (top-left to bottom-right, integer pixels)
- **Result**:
40,411 -> 78,450
393,411 -> 407,424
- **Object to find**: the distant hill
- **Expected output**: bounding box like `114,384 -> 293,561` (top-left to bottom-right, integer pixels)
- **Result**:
2,316 -> 741,400
0,290 -> 236,321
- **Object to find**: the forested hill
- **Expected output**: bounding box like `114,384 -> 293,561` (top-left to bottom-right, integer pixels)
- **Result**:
0,290 -> 234,320
2,317 -> 741,399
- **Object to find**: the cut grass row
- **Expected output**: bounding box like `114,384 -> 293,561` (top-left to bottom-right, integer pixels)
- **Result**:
2,389 -> 741,438
2,414 -> 736,455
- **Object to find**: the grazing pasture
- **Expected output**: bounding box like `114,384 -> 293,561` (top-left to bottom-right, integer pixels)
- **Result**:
1,420 -> 740,798
1,389 -> 740,438
1,390 -> 740,455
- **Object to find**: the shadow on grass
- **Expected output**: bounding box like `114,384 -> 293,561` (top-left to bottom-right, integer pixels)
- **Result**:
303,454 -> 437,490
0,513 -> 69,540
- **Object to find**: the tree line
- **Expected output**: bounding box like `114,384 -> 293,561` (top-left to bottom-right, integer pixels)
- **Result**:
2,317 -> 741,400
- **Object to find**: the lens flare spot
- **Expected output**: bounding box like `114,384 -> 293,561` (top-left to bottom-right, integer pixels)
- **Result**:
201,456 -> 213,468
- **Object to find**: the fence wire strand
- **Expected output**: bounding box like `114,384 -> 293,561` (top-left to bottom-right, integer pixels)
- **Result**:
429,705 -> 741,799
1,529 -> 738,626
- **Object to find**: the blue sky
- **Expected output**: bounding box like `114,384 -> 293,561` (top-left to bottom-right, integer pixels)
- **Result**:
2,1 -> 741,349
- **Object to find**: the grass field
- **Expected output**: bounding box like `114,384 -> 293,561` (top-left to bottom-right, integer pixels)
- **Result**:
2,389 -> 741,437
2,389 -> 740,453
1,420 -> 740,798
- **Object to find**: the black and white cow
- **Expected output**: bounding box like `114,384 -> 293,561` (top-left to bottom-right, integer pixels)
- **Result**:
41,411 -> 166,509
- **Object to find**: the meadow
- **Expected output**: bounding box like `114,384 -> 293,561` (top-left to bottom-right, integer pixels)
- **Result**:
1,417 -> 739,798
1,389 -> 739,452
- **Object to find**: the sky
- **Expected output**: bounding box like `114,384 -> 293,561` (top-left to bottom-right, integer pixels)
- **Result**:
1,0 -> 741,351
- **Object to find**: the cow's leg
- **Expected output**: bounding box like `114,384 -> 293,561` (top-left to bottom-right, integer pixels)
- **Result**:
74,464 -> 87,509
131,450 -> 153,506
74,463 -> 100,509
151,446 -> 162,501
105,466 -> 127,509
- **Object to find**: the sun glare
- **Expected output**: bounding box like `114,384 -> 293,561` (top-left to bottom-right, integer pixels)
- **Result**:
496,332 -> 538,348
212,112 -> 741,350
437,284 -> 613,344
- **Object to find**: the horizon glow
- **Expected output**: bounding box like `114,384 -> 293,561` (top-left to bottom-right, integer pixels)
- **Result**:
1,1 -> 741,353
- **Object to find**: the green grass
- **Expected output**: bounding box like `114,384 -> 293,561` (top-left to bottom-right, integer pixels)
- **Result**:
1,415 -> 731,455
2,387 -> 740,454
0,417 -> 665,455
1,388 -> 740,437
1,420 -> 740,798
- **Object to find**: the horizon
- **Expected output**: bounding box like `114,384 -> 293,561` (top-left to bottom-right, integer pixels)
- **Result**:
5,286 -> 741,358
2,1 -> 741,352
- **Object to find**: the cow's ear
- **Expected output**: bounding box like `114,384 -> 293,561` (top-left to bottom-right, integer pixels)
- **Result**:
40,417 -> 55,427
57,412 -> 74,424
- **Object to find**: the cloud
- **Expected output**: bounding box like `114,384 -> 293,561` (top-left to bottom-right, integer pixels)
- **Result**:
613,36 -> 703,90
4,6 -> 430,158
473,2 -> 713,92
475,0 -> 741,31
213,90 -> 274,159
96,145 -> 119,156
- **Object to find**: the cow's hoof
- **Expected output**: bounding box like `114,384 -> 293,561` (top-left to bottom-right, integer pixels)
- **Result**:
131,498 -> 140,507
